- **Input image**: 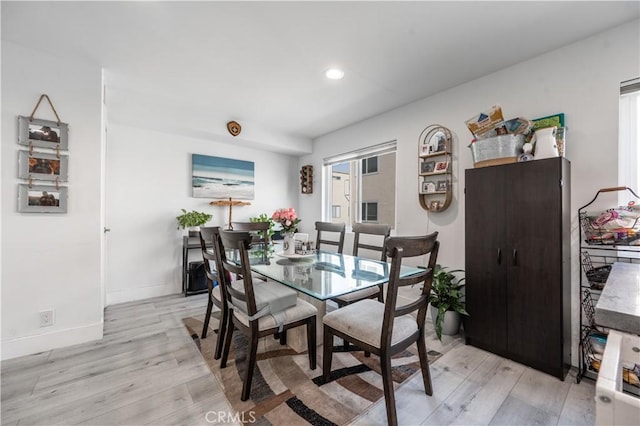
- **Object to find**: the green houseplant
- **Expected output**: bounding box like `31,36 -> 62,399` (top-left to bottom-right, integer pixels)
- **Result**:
249,213 -> 275,241
428,265 -> 468,340
249,213 -> 276,256
176,209 -> 212,230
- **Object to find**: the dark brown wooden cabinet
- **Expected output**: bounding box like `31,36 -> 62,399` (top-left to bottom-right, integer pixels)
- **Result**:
464,157 -> 571,380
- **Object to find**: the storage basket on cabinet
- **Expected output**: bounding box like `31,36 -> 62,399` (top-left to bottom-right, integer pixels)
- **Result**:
468,134 -> 525,168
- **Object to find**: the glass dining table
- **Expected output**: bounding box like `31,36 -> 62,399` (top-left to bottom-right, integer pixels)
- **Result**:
240,249 -> 424,349
249,250 -> 423,301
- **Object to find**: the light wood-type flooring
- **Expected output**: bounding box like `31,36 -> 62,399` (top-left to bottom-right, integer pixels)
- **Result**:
1,292 -> 596,425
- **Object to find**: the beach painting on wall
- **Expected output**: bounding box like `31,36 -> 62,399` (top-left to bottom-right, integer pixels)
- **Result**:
192,154 -> 255,199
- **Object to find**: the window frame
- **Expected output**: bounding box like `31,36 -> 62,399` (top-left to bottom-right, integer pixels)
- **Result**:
361,201 -> 378,222
618,77 -> 640,205
331,205 -> 341,219
361,156 -> 379,175
322,140 -> 396,229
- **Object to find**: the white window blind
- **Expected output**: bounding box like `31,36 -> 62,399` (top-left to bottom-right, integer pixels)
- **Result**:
618,77 -> 640,205
323,140 -> 396,166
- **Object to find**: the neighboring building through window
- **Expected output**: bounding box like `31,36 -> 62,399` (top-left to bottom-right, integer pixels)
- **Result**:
324,141 -> 396,229
362,156 -> 378,174
361,202 -> 378,222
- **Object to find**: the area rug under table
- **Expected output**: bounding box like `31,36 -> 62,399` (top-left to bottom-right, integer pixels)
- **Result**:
183,316 -> 442,425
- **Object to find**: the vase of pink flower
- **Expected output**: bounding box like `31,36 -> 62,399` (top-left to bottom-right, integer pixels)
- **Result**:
272,208 -> 301,255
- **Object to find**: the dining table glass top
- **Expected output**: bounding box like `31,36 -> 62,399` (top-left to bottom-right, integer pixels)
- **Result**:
245,250 -> 423,301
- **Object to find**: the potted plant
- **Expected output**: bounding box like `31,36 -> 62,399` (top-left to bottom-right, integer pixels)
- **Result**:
428,265 -> 468,340
249,213 -> 276,256
249,213 -> 275,241
176,209 -> 212,233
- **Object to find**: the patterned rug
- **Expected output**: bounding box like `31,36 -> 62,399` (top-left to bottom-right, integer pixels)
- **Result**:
183,315 -> 442,425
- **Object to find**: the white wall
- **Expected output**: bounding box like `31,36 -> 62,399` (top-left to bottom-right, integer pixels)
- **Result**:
1,41 -> 104,359
104,123 -> 301,305
0,39 -> 305,359
298,21 -> 640,366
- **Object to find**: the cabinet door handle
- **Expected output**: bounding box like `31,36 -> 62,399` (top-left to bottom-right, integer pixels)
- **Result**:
513,249 -> 518,266
497,248 -> 502,264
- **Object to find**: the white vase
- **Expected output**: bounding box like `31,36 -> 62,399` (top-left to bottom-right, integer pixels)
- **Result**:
283,232 -> 296,255
430,304 -> 461,336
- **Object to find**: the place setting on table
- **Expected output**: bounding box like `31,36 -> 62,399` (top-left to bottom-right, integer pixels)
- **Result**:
254,243 -> 420,302
273,236 -> 317,264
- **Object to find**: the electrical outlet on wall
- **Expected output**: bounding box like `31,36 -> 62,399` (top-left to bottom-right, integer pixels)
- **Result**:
39,310 -> 54,327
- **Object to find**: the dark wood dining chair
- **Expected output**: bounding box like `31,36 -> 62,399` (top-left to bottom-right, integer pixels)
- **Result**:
198,226 -> 229,360
314,221 -> 345,253
218,230 -> 318,401
230,221 -> 271,246
332,222 -> 391,307
330,223 -> 391,350
230,221 -> 271,281
322,232 -> 439,426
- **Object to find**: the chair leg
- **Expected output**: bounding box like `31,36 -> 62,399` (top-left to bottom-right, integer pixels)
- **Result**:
241,331 -> 259,401
279,330 -> 287,345
338,300 -> 350,351
322,325 -> 334,381
213,306 -> 226,360
416,332 -> 433,396
220,313 -> 235,369
306,317 -> 316,370
380,352 -> 398,426
377,284 -> 384,302
201,297 -> 214,339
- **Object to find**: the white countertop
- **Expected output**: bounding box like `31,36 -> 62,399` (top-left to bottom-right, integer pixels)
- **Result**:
595,262 -> 640,335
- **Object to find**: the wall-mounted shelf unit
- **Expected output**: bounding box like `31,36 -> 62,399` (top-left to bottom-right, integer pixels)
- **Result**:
300,164 -> 313,194
418,124 -> 452,212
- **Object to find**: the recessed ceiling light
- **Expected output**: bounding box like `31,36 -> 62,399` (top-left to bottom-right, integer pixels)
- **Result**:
325,68 -> 345,80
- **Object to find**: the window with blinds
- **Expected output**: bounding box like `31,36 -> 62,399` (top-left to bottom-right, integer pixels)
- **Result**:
619,77 -> 640,205
323,141 -> 396,229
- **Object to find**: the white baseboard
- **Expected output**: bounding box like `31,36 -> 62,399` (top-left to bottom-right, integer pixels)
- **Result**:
106,283 -> 178,306
1,321 -> 103,361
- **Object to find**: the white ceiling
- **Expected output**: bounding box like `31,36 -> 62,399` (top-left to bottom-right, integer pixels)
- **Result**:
2,1 -> 639,145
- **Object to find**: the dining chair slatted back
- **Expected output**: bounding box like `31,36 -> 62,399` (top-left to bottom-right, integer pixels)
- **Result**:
198,226 -> 228,360
217,230 -> 318,402
352,222 -> 391,261
231,221 -> 271,246
330,223 -> 391,316
229,221 -> 270,282
322,231 -> 439,426
218,231 -> 258,317
382,234 -> 439,332
314,221 -> 345,253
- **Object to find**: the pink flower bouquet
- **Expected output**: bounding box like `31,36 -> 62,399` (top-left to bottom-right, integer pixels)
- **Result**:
272,208 -> 301,233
